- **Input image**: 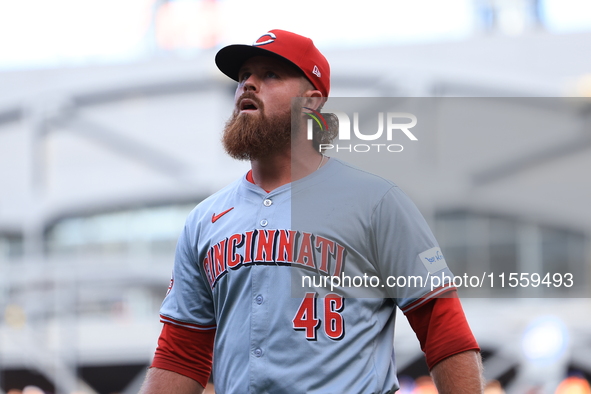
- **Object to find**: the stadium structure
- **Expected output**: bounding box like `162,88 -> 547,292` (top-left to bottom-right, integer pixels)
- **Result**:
1,26 -> 591,394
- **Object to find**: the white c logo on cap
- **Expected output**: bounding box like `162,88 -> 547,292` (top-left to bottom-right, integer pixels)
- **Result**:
253,32 -> 276,46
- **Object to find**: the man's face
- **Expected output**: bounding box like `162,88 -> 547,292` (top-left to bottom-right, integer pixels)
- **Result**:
222,56 -> 313,160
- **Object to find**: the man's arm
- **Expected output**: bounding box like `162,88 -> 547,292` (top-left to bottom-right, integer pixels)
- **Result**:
431,350 -> 484,394
139,367 -> 204,394
404,292 -> 483,391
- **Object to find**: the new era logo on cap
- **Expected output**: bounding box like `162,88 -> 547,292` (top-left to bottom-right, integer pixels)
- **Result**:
312,65 -> 321,78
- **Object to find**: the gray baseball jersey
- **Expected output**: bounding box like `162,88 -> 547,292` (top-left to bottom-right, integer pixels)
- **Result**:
160,158 -> 454,393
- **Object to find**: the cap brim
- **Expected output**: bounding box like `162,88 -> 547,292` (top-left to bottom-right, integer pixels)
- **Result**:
215,44 -> 301,82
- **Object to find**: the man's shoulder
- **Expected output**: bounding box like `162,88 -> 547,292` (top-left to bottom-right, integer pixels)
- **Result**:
314,158 -> 424,217
185,175 -> 247,222
331,158 -> 395,183
325,158 -> 399,196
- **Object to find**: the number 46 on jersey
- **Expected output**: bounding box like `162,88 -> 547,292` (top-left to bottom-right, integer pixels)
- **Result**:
293,292 -> 345,341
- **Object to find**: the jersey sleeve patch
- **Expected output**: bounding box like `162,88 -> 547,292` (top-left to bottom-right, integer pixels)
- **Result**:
418,246 -> 447,274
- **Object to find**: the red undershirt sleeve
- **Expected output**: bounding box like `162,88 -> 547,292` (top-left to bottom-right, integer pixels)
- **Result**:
151,322 -> 216,388
404,289 -> 480,370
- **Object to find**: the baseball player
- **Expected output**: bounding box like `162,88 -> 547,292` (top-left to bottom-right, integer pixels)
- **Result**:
140,30 -> 483,393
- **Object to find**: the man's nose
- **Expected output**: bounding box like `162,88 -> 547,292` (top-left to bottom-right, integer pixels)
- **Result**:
242,75 -> 259,92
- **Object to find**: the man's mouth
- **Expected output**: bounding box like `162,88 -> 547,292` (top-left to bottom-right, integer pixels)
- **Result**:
239,98 -> 259,112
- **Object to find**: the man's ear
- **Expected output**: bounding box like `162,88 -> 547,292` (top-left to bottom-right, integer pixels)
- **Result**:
303,92 -> 326,112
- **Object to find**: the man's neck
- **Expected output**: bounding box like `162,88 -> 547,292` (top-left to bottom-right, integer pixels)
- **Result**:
250,144 -> 324,192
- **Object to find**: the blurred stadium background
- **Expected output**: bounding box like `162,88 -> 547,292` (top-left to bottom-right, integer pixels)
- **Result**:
1,0 -> 591,393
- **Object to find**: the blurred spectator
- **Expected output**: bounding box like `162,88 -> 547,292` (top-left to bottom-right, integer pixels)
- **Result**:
555,376 -> 591,394
22,387 -> 44,394
413,376 -> 438,394
485,379 -> 506,394
397,375 -> 417,393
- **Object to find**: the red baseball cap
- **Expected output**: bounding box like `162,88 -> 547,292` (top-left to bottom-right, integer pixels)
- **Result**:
215,29 -> 330,97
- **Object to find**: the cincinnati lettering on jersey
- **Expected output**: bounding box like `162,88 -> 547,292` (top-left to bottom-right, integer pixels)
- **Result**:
203,229 -> 347,289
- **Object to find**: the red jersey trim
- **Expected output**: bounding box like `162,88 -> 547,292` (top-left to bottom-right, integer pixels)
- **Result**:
159,314 -> 216,331
400,283 -> 456,314
246,170 -> 255,184
246,170 -> 271,193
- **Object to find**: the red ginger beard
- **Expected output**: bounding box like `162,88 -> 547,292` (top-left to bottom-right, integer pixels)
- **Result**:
222,93 -> 303,161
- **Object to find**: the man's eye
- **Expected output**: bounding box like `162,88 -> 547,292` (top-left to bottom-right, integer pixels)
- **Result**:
265,71 -> 278,78
239,72 -> 251,82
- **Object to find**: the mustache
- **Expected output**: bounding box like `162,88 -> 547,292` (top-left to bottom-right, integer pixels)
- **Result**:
235,92 -> 264,113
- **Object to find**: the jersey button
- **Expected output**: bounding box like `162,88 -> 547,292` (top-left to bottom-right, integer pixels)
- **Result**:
263,199 -> 273,207
255,295 -> 263,304
260,219 -> 268,227
253,348 -> 263,357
